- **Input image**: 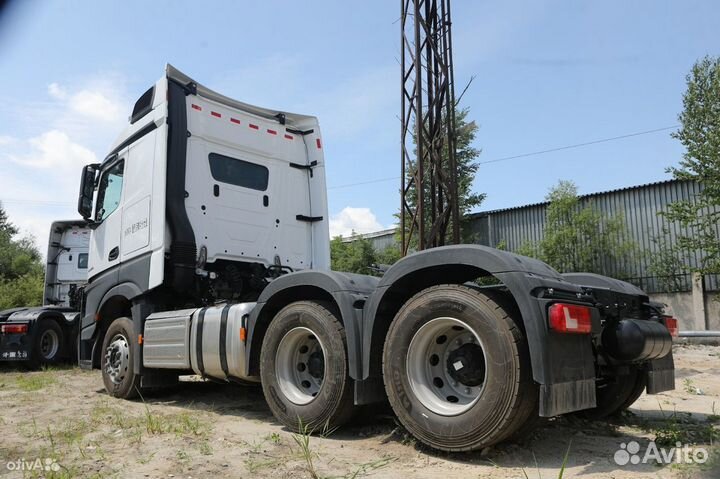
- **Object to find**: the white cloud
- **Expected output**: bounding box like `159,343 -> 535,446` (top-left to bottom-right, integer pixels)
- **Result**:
9,129 -> 97,170
48,82 -> 67,100
0,71 -> 132,257
70,89 -> 124,122
329,207 -> 385,238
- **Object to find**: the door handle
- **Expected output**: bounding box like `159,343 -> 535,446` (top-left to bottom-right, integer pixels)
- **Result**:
108,247 -> 119,261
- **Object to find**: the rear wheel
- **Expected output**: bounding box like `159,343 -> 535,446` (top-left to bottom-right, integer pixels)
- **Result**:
31,320 -> 64,366
383,285 -> 536,452
260,301 -> 355,432
579,368 -> 646,419
101,317 -> 141,399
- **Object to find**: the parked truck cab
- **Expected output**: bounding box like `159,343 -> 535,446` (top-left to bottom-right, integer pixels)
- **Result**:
76,65 -> 676,452
0,220 -> 89,365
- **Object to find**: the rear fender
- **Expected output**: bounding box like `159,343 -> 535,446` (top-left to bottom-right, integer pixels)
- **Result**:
361,245 -> 597,416
245,270 -> 379,380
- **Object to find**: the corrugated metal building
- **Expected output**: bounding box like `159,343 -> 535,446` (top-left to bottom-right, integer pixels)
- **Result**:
351,179 -> 719,294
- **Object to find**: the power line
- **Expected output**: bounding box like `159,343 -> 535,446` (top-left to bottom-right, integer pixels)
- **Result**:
0,199 -> 74,207
327,177 -> 398,190
326,124 -> 679,190
1,125 -> 680,200
478,125 -> 679,165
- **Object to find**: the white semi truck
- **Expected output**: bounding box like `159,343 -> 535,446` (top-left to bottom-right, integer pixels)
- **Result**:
75,65 -> 677,452
0,220 -> 89,365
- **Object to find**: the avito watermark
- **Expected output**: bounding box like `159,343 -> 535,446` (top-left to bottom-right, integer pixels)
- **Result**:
614,440 -> 708,466
5,457 -> 61,472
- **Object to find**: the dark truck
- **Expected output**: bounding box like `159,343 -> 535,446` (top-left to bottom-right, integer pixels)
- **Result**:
0,220 -> 89,366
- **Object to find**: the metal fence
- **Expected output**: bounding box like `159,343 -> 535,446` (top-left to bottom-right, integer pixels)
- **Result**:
354,180 -> 719,293
467,180 -> 719,293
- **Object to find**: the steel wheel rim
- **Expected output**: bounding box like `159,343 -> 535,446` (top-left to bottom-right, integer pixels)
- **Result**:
39,329 -> 60,359
406,317 -> 487,416
275,326 -> 326,405
104,333 -> 130,385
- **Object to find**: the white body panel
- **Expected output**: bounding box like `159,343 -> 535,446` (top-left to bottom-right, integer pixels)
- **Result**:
184,94 -> 323,270
45,221 -> 90,307
86,64 -> 329,300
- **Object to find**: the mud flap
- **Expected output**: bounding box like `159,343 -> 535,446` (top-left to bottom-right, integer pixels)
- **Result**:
646,351 -> 675,394
540,378 -> 596,417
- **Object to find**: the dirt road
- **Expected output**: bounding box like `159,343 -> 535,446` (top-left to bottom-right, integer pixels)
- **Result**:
0,344 -> 718,478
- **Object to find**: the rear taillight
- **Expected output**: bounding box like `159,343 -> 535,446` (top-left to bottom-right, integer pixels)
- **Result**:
662,316 -> 679,338
1,323 -> 28,334
548,303 -> 592,334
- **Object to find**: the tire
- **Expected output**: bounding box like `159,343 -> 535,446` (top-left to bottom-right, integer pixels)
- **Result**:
101,317 -> 141,399
383,284 -> 536,452
31,320 -> 64,366
617,371 -> 647,411
578,368 -> 644,420
260,301 -> 355,432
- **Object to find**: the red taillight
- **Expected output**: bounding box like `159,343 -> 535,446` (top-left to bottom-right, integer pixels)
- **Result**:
548,303 -> 592,334
1,323 -> 28,334
663,316 -> 679,338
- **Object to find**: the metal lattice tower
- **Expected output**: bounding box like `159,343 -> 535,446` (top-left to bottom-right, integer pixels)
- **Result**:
400,0 -> 460,255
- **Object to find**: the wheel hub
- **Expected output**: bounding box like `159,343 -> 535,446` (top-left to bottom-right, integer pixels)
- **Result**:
39,329 -> 60,359
307,351 -> 325,379
276,327 -> 327,405
446,343 -> 485,387
104,334 -> 130,385
406,317 -> 487,416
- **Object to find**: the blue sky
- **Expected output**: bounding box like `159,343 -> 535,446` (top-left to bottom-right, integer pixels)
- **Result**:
0,0 -> 718,246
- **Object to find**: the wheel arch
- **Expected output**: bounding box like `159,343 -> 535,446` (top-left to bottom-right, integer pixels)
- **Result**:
361,245 -> 580,387
246,270 -> 379,379
89,283 -> 138,368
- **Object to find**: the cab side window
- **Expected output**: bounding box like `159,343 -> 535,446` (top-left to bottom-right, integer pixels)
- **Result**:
208,153 -> 268,191
77,253 -> 88,269
95,160 -> 125,222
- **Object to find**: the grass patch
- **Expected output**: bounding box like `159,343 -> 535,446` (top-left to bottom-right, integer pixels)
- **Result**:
292,419 -> 320,479
345,456 -> 397,479
143,405 -> 209,437
641,403 -> 718,446
16,372 -> 57,391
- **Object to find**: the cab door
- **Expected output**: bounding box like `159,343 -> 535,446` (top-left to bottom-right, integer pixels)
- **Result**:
87,154 -> 126,279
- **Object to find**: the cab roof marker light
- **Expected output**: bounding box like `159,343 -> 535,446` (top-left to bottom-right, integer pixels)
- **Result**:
191,104 -> 202,111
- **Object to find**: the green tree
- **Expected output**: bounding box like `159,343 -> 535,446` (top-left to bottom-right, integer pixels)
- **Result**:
399,106 -> 485,250
664,55 -> 720,276
329,234 -> 377,274
0,202 -> 44,309
518,181 -> 635,276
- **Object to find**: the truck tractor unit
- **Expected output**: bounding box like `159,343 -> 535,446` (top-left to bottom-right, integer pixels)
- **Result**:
0,220 -> 89,366
75,65 -> 677,452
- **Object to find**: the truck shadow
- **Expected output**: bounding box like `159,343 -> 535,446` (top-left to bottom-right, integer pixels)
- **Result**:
121,379 -> 716,475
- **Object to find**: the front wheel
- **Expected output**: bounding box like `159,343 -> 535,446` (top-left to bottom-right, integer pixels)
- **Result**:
260,301 -> 355,432
383,285 -> 536,452
101,317 -> 141,399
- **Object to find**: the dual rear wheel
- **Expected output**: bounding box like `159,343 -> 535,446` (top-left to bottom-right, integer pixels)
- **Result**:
260,301 -> 355,432
261,286 -> 537,452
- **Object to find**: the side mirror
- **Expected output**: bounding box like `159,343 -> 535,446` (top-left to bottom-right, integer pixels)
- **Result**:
77,164 -> 99,221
